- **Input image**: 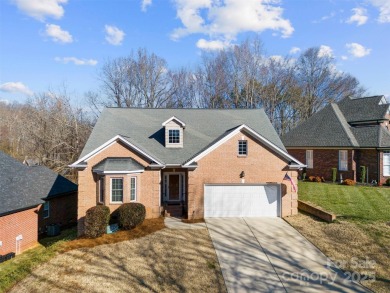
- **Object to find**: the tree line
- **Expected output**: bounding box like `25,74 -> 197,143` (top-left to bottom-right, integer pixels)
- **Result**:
1,38 -> 366,179
0,89 -> 92,181
88,38 -> 366,135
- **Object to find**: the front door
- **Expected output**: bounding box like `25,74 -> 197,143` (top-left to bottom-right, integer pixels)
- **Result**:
163,172 -> 185,202
169,174 -> 180,200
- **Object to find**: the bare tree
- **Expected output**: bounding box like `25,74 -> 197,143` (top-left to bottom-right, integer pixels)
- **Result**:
0,89 -> 92,181
296,47 -> 366,121
94,48 -> 179,109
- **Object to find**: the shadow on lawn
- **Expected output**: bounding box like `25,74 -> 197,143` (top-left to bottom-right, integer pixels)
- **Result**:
10,228 -> 227,293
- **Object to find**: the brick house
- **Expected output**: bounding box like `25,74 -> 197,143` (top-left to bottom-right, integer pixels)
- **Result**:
0,151 -> 77,255
282,95 -> 390,185
71,108 -> 305,235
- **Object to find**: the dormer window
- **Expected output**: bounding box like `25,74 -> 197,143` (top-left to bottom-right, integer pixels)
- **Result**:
162,116 -> 185,148
169,129 -> 180,144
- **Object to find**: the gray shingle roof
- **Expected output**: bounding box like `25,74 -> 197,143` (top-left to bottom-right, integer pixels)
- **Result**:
80,108 -> 286,165
0,151 -> 77,216
338,96 -> 389,123
92,157 -> 144,172
282,104 -> 357,147
282,95 -> 390,149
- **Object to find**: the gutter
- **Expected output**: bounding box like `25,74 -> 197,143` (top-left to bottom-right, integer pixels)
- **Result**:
0,204 -> 41,217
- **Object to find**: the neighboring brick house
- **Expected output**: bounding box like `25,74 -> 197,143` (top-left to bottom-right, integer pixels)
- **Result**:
71,108 -> 305,235
282,95 -> 390,185
0,151 -> 77,255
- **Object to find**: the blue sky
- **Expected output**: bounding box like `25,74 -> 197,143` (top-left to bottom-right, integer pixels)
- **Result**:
0,0 -> 389,105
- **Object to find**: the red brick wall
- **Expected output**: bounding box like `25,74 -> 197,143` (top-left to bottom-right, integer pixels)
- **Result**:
0,207 -> 39,255
287,149 -> 355,181
77,141 -> 160,235
38,192 -> 78,233
355,149 -> 379,183
188,131 -> 298,219
287,148 -> 390,184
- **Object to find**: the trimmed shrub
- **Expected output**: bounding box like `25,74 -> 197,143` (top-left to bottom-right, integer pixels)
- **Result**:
342,179 -> 356,186
360,166 -> 366,184
315,176 -> 322,183
332,168 -> 337,183
385,178 -> 390,186
118,203 -> 146,230
85,205 -> 110,238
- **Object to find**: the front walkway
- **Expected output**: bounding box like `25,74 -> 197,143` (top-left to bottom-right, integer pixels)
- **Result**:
206,217 -> 370,293
164,217 -> 207,229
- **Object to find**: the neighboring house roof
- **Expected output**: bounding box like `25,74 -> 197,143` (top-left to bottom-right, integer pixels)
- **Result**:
282,95 -> 390,148
338,95 -> 389,123
77,108 -> 291,166
0,151 -> 77,216
92,157 -> 145,174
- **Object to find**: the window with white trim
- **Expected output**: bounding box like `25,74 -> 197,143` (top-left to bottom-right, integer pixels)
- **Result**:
168,129 -> 180,144
43,202 -> 50,218
306,150 -> 313,169
238,140 -> 248,156
383,151 -> 390,176
130,177 -> 137,201
111,178 -> 123,203
339,150 -> 348,171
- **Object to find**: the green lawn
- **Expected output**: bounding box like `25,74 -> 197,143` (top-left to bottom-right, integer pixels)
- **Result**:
0,228 -> 77,293
298,182 -> 390,222
287,181 -> 390,292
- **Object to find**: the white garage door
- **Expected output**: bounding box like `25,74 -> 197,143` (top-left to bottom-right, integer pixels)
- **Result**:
204,184 -> 280,217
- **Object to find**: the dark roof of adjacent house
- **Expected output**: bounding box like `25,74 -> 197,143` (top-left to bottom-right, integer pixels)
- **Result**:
79,108 -> 287,165
338,95 -> 389,123
0,151 -> 77,216
282,95 -> 390,148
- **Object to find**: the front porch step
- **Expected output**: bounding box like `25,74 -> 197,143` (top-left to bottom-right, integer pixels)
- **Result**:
165,205 -> 184,217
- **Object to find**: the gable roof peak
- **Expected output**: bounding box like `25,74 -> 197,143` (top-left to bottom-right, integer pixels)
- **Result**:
162,116 -> 186,128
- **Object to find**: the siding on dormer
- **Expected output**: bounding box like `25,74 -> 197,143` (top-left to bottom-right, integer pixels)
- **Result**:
165,120 -> 183,148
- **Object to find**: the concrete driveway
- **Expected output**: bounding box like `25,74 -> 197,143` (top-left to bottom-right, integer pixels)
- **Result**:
206,218 -> 369,293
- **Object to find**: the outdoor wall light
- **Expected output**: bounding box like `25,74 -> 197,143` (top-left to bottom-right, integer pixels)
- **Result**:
240,171 -> 245,178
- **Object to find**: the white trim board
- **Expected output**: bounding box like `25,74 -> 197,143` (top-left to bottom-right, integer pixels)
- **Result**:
162,116 -> 186,127
70,135 -> 164,168
184,124 -> 305,168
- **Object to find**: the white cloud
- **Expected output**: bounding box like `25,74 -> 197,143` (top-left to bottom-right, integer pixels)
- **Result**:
370,0 -> 390,23
45,24 -> 73,43
289,47 -> 300,54
54,57 -> 98,66
171,0 -> 294,45
11,0 -> 67,21
341,55 -> 348,60
104,25 -> 125,46
0,99 -> 10,105
313,11 -> 336,23
141,0 -> 152,12
346,42 -> 371,58
269,55 -> 283,62
318,45 -> 333,58
196,39 -> 229,51
346,7 -> 368,26
0,82 -> 33,96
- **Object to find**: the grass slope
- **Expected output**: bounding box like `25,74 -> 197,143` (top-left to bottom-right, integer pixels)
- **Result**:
287,182 -> 390,293
298,182 -> 390,222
